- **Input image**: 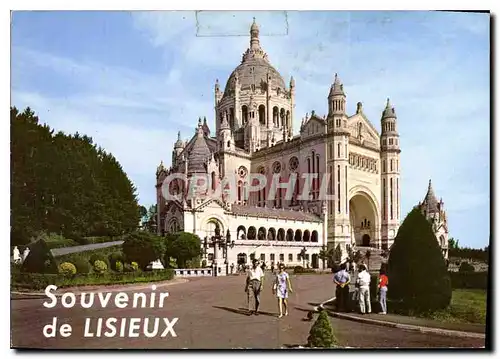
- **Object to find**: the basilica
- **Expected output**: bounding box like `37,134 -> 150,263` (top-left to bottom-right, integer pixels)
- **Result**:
155,19 -> 447,271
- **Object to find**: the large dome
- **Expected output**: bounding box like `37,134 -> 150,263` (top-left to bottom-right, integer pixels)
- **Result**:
222,19 -> 287,98
224,58 -> 286,97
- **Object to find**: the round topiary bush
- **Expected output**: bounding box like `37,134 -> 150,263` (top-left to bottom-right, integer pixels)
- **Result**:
73,258 -> 91,274
93,260 -> 108,274
307,310 -> 338,348
89,253 -> 109,268
115,261 -> 124,273
58,262 -> 77,276
459,261 -> 475,273
131,262 -> 139,271
122,232 -> 166,269
388,208 -> 452,313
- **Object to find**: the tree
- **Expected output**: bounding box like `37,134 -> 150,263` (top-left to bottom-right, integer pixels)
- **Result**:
122,231 -> 166,269
318,246 -> 330,269
448,237 -> 459,250
298,247 -> 307,267
11,106 -> 141,244
167,232 -> 202,268
387,208 -> 452,313
307,310 -> 337,348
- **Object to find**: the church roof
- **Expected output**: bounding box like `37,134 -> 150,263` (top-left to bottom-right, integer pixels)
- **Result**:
231,204 -> 323,222
186,125 -> 212,174
421,179 -> 440,213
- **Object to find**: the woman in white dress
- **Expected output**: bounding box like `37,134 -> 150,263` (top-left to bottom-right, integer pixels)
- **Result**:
273,263 -> 293,318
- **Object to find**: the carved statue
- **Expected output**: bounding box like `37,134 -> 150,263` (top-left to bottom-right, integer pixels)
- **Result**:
22,247 -> 30,262
214,223 -> 221,237
12,246 -> 21,264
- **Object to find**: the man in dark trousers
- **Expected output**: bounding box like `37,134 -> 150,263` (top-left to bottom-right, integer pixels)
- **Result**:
333,262 -> 351,312
245,259 -> 265,315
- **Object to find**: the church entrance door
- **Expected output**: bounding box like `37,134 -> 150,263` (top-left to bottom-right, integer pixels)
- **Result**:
362,234 -> 371,247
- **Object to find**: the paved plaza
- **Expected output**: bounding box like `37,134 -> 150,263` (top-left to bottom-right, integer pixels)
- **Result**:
11,274 -> 485,349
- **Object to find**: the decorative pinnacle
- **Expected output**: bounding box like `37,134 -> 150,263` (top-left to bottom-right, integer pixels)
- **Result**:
386,98 -> 391,108
177,131 -> 181,140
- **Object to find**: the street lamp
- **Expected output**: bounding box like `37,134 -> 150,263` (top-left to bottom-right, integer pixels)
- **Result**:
209,224 -> 235,276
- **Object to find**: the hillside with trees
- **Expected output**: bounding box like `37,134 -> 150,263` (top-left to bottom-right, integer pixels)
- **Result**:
11,106 -> 141,245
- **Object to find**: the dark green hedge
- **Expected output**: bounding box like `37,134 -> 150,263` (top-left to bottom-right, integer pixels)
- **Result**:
293,266 -> 316,274
450,271 -> 488,289
12,269 -> 175,291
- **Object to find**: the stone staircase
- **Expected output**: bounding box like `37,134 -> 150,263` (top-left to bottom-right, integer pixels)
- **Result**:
354,246 -> 387,273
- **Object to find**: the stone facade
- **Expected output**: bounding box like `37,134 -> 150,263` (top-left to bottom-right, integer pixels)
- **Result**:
156,19 -> 408,269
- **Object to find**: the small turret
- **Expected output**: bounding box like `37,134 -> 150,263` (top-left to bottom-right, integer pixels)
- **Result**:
202,116 -> 210,137
380,98 -> 400,152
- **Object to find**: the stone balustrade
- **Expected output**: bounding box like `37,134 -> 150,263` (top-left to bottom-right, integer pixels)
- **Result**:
174,268 -> 214,277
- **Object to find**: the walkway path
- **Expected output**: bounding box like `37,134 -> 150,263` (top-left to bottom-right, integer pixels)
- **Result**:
50,241 -> 123,257
11,274 -> 485,349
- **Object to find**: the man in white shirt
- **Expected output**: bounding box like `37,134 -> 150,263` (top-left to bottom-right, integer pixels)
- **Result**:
356,264 -> 372,314
246,259 -> 265,315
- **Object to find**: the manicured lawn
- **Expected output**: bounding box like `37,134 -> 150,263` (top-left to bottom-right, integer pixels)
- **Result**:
429,289 -> 487,324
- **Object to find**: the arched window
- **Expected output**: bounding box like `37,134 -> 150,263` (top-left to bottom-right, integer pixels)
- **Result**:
242,105 -> 248,124
390,178 -> 394,220
337,165 -> 341,213
383,160 -> 386,172
286,110 -> 290,129
280,108 -> 285,125
273,106 -> 279,127
237,181 -> 243,202
294,229 -> 302,242
337,143 -> 341,157
383,178 -> 386,220
258,105 -> 266,125
230,108 -> 235,128
211,171 -> 216,191
390,159 -> 393,172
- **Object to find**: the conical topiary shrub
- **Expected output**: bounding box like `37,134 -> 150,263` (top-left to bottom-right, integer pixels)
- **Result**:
307,310 -> 338,348
388,208 -> 451,313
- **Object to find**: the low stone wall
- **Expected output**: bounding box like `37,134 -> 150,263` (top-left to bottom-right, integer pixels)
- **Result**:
174,268 -> 213,277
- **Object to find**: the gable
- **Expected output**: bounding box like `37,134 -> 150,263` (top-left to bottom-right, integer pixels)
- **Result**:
194,198 -> 228,212
347,113 -> 380,142
301,115 -> 326,138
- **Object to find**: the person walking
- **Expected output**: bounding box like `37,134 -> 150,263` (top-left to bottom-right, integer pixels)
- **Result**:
378,268 -> 389,314
273,263 -> 293,318
356,264 -> 371,314
333,262 -> 351,312
270,261 -> 275,274
245,259 -> 265,315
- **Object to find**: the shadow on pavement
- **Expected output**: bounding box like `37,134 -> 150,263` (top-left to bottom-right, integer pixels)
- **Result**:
237,307 -> 277,317
213,306 -> 278,318
213,306 -> 252,316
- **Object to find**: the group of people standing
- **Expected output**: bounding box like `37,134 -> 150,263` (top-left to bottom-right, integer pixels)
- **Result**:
333,262 -> 388,315
245,259 -> 293,318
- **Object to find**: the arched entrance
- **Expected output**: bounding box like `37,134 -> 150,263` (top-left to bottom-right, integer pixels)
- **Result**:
349,189 -> 379,248
362,234 -> 371,247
